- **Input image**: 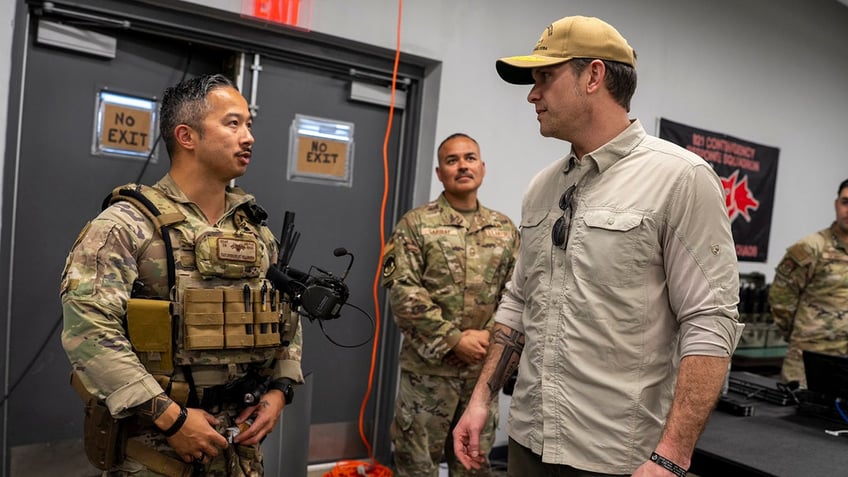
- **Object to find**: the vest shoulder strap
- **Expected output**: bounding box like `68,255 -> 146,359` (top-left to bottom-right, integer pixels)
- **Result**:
102,184 -> 186,235
102,183 -> 183,291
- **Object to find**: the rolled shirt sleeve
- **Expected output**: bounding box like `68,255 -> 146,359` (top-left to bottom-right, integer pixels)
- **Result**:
664,165 -> 743,358
494,256 -> 527,334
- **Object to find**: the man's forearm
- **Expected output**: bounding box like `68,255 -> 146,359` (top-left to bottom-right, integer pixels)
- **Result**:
487,325 -> 525,395
130,393 -> 183,434
469,323 -> 524,405
655,355 -> 729,468
132,393 -> 173,421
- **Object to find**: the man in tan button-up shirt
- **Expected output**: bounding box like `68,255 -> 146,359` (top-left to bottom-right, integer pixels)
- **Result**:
453,16 -> 743,477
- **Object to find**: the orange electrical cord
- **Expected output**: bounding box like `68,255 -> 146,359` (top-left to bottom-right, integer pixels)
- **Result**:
323,0 -> 403,476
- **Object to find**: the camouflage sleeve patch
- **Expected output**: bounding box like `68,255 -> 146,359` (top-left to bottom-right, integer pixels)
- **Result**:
776,256 -> 797,276
381,241 -> 397,286
784,241 -> 816,267
776,241 -> 819,287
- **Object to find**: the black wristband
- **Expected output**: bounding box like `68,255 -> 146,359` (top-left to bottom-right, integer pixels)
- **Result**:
161,406 -> 187,437
268,378 -> 294,405
650,452 -> 687,477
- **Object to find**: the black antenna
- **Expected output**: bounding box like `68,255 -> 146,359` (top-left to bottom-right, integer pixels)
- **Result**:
278,211 -> 299,269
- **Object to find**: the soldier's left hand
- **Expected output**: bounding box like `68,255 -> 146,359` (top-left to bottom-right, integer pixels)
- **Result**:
453,329 -> 491,365
232,390 -> 285,445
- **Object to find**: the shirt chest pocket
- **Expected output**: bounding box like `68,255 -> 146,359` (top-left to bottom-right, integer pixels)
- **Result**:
520,209 -> 553,272
572,209 -> 653,288
421,228 -> 465,287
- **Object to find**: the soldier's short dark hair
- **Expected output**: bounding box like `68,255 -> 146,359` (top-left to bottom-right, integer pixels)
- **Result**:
159,74 -> 236,157
839,179 -> 848,196
437,133 -> 479,163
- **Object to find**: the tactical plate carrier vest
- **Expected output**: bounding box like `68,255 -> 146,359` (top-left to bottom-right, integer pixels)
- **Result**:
105,184 -> 298,376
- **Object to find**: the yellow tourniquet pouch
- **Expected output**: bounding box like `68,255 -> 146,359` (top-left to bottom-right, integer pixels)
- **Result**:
126,298 -> 173,373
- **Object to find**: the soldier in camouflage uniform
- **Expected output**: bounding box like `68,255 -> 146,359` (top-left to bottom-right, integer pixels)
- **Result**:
381,133 -> 519,477
61,74 -> 303,476
769,178 -> 848,385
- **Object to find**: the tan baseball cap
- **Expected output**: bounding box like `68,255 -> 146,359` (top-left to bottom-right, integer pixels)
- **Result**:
496,15 -> 636,85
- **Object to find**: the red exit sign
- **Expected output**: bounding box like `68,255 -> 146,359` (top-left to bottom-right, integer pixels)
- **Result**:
245,0 -> 310,28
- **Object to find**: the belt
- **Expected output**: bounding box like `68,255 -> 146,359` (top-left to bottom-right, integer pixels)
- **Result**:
126,439 -> 193,477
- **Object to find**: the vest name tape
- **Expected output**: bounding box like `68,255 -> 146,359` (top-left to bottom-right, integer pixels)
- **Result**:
217,238 -> 257,263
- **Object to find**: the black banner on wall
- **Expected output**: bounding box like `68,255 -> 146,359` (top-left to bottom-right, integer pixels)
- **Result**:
659,118 -> 779,262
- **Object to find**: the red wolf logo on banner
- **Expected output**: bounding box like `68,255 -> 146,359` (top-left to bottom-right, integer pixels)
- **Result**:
721,170 -> 759,223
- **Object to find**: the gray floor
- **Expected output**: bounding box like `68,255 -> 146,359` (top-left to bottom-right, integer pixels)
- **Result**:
10,438 -> 101,477
12,443 -> 697,477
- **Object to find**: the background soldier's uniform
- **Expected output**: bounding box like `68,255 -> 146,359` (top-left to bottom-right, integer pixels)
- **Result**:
62,174 -> 303,476
769,222 -> 848,385
382,193 -> 519,477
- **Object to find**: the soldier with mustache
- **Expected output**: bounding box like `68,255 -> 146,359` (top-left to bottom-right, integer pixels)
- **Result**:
382,133 -> 520,476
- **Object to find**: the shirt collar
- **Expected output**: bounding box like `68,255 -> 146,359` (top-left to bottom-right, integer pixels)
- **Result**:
435,193 -> 500,231
829,222 -> 848,251
563,119 -> 646,174
154,174 -> 253,211
154,174 -> 189,202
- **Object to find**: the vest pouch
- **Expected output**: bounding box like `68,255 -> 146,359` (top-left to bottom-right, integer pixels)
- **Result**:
126,298 -> 173,374
195,230 -> 262,279
183,288 -> 224,350
70,372 -> 127,470
223,287 -> 254,349
84,398 -> 127,470
254,288 -> 281,347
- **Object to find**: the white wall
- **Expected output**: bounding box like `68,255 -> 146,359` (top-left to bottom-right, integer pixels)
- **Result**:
304,0 -> 848,283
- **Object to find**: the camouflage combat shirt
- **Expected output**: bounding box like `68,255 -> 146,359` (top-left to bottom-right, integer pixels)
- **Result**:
769,222 -> 848,384
381,193 -> 519,378
61,174 -> 303,417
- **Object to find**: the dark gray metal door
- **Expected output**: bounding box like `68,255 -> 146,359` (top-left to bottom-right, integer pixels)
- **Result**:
7,16 -> 228,447
2,1 -> 420,472
237,55 -> 404,461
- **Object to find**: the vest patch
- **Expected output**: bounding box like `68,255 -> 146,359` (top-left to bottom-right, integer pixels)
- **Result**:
218,238 -> 257,262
